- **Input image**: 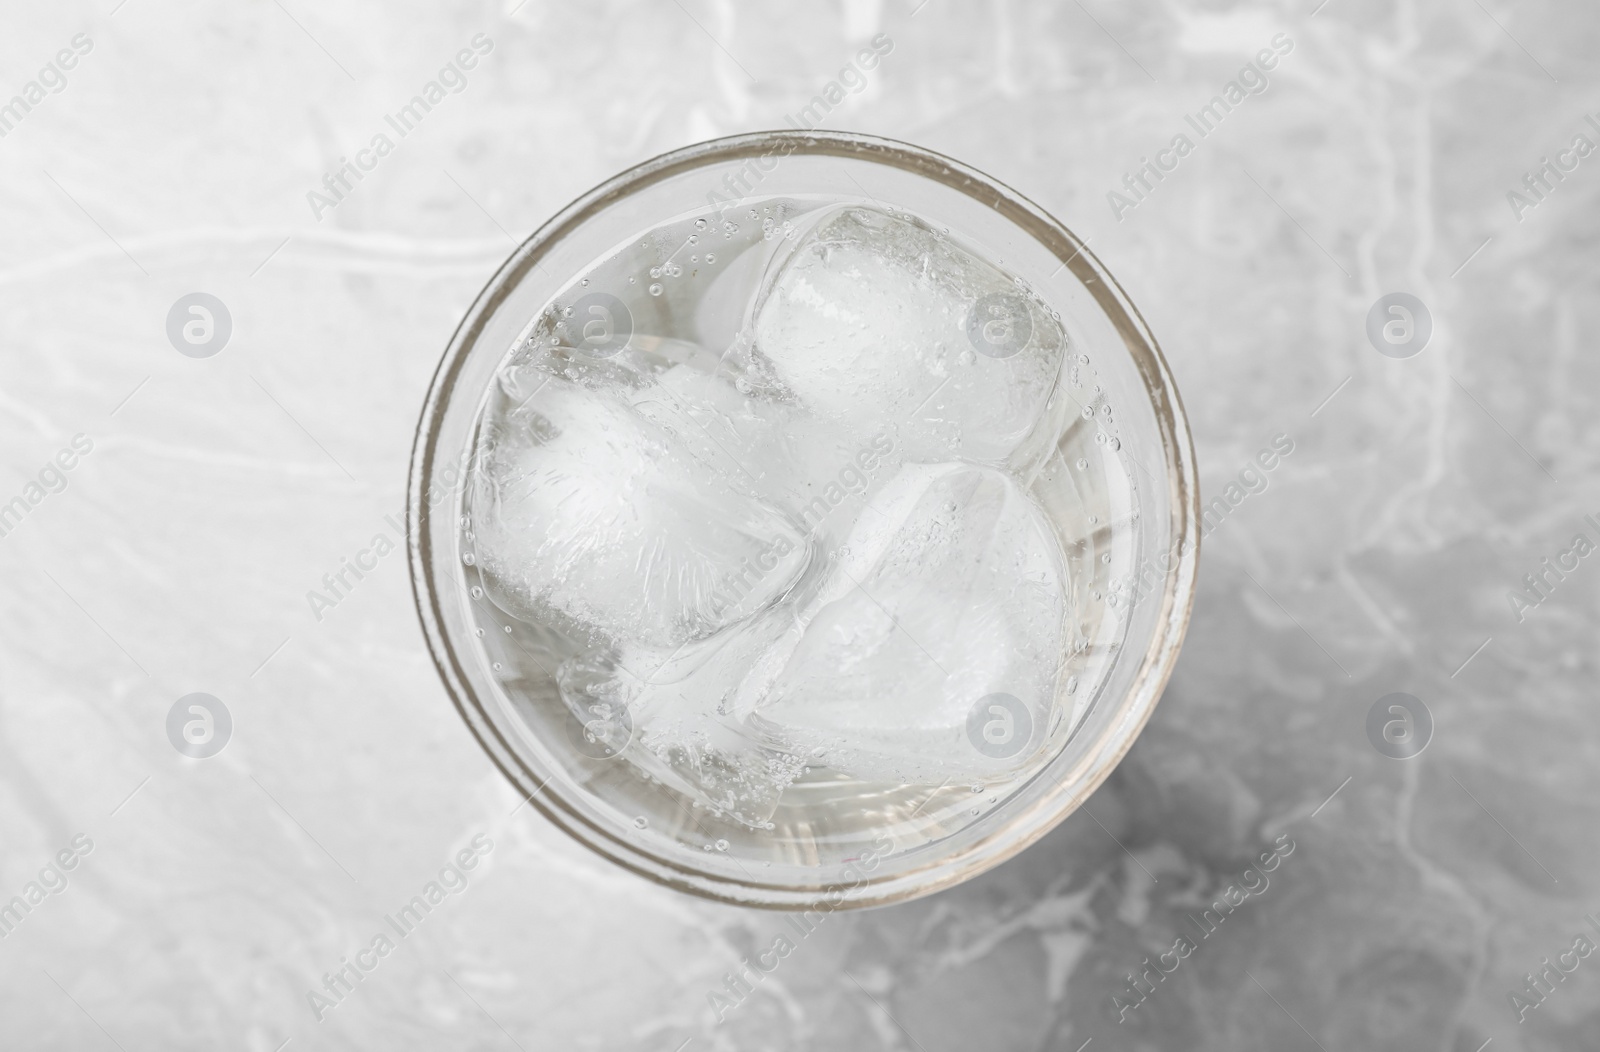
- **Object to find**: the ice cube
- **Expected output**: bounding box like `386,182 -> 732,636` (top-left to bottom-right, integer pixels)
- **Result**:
752,461 -> 1068,783
469,369 -> 810,650
750,206 -> 1067,467
555,624 -> 810,828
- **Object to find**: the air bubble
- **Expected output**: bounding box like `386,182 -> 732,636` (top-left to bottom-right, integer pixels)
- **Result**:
705,253 -> 716,264
649,266 -> 661,279
503,624 -> 513,634
462,552 -> 476,565
634,816 -> 648,828
649,283 -> 663,296
1076,458 -> 1088,470
715,838 -> 729,851
470,586 -> 484,600
491,662 -> 502,671
695,218 -> 707,230
1109,437 -> 1121,451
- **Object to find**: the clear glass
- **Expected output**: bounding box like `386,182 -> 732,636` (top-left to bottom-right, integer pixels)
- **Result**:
407,132 -> 1199,909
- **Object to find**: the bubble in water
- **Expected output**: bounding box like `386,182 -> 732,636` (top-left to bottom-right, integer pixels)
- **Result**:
1076,458 -> 1088,469
970,783 -> 983,793
649,266 -> 661,279
1109,437 -> 1121,451
633,816 -> 648,828
649,283 -> 663,296
462,552 -> 476,565
470,585 -> 484,599
1082,406 -> 1094,419
715,838 -> 729,851
695,218 -> 707,230
1066,675 -> 1079,694
705,253 -> 716,264
474,627 -> 484,638
503,624 -> 513,634
810,746 -> 826,758
492,662 -> 502,671
689,234 -> 699,245
581,278 -> 590,286
1101,553 -> 1111,564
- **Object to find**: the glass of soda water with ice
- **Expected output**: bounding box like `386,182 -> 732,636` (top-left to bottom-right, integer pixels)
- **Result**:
407,132 -> 1199,909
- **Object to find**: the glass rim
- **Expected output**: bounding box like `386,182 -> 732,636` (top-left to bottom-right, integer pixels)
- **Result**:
406,129 -> 1201,910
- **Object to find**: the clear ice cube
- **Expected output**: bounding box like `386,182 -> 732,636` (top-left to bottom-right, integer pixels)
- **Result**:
750,206 -> 1067,467
470,367 -> 809,651
752,461 -> 1068,782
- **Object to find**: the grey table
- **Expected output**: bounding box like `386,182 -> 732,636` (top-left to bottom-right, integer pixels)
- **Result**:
1,2 -> 1595,1050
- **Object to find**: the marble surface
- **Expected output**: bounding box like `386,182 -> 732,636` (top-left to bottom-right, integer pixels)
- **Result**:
2,1 -> 1598,1049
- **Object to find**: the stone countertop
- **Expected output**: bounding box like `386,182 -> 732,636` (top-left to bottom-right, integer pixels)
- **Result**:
1,2 -> 1596,1050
